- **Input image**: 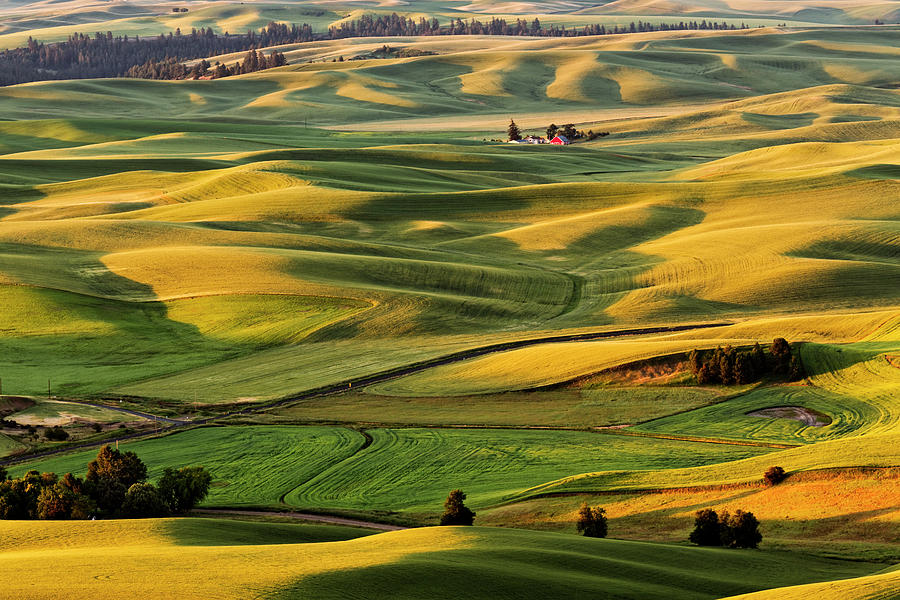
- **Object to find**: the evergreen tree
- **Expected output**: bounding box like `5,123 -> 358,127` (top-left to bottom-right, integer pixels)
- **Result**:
507,119 -> 521,141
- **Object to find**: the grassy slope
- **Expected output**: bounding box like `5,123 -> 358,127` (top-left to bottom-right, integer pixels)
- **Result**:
721,564 -> 900,600
10,426 -> 366,507
0,520 -> 880,600
269,386 -> 721,427
480,468 -> 900,561
10,425 -> 771,510
283,427 -> 772,511
0,19 -> 894,599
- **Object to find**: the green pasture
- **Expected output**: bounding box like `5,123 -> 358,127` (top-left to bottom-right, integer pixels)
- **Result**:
10,425 -> 773,511
10,426 -> 366,507
283,427 -> 773,511
510,431 -> 900,501
272,528 -> 879,600
0,28 -> 896,126
273,386 -> 721,427
0,285 -> 366,398
632,338 -> 900,444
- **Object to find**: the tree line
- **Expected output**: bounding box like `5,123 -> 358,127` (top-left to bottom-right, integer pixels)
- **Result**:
124,48 -> 287,81
688,338 -> 804,385
328,14 -> 748,39
0,23 -> 307,85
0,445 -> 211,519
2,17 -> 749,85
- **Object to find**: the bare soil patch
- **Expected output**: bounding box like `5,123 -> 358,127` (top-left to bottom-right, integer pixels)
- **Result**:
748,406 -> 832,427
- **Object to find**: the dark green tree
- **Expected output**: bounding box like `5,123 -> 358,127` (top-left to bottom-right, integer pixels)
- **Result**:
575,502 -> 608,538
121,483 -> 170,518
507,119 -> 521,141
770,338 -> 792,373
440,489 -> 476,525
697,363 -> 718,385
788,355 -> 805,381
43,426 -> 69,441
689,508 -> 721,546
720,510 -> 762,548
546,123 -> 558,139
35,483 -> 93,520
158,466 -> 212,513
751,342 -> 766,373
562,123 -> 577,139
86,445 -> 148,513
734,352 -> 756,384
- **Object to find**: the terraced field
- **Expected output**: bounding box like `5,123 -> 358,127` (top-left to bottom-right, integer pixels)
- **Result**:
0,6 -> 897,598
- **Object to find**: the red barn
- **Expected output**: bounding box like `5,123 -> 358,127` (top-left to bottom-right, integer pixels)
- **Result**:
549,135 -> 570,145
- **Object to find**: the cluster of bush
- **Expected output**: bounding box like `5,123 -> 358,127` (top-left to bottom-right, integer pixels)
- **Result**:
688,338 -> 804,385
0,445 -> 211,520
0,419 -> 72,441
545,123 -> 609,141
689,509 -> 762,548
575,502 -> 762,548
443,468 -> 782,546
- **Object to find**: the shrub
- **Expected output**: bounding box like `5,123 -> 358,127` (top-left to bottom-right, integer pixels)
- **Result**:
763,466 -> 787,486
439,489 -> 475,526
43,426 -> 69,441
689,508 -> 721,546
575,502 -> 608,538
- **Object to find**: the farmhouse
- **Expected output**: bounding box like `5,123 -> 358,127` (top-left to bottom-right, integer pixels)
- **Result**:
508,136 -> 546,144
549,135 -> 569,145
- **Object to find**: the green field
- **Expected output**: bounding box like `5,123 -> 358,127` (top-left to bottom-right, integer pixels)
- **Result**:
11,426 -> 366,506
12,425 -> 773,511
271,386 -> 721,427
